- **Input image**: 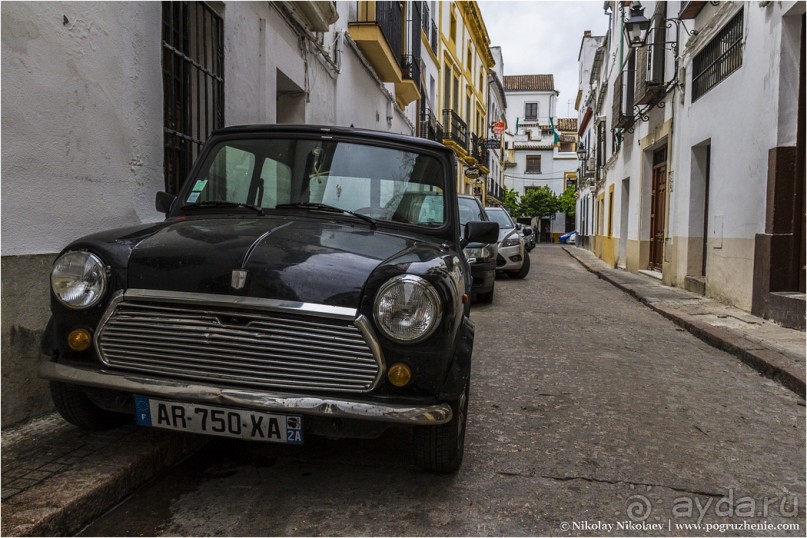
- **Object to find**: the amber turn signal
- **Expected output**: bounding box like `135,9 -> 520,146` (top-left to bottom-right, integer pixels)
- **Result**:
387,363 -> 412,387
67,329 -> 92,352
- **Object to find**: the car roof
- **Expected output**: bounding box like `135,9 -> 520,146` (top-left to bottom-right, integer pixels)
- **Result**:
211,124 -> 450,153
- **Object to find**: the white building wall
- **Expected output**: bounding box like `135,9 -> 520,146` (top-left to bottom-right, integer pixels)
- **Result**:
2,1 -> 164,256
670,0 -> 804,309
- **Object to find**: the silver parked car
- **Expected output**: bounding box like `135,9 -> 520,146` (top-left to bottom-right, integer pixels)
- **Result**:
485,207 -> 530,279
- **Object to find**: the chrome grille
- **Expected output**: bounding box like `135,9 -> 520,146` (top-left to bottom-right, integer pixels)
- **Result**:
96,297 -> 382,393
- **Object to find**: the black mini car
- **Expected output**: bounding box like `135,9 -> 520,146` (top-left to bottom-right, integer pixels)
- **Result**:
40,125 -> 498,472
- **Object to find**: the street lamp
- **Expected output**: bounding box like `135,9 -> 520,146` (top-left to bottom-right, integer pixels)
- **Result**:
576,143 -> 587,161
623,1 -> 651,48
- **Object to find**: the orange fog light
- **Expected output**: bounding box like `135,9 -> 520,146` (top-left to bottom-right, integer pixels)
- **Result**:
388,363 -> 412,387
67,329 -> 92,351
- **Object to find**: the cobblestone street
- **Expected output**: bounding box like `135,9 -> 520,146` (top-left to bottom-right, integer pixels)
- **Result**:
78,246 -> 805,536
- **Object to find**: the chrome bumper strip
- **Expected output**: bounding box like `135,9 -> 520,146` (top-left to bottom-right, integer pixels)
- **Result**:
124,289 -> 358,321
39,360 -> 452,425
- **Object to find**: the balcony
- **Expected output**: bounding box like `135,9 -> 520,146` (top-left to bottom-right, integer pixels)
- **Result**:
283,1 -> 338,32
487,181 -> 503,204
419,3 -> 438,55
395,54 -> 420,107
470,134 -> 486,164
679,1 -> 707,19
349,1 -> 404,84
442,109 -> 468,157
419,106 -> 444,143
612,70 -> 636,130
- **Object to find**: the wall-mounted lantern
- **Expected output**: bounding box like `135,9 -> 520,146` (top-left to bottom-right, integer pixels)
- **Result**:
623,1 -> 651,48
576,144 -> 587,161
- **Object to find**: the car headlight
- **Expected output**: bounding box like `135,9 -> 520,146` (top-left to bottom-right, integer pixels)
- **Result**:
374,275 -> 442,343
501,234 -> 521,248
463,245 -> 495,262
51,251 -> 108,309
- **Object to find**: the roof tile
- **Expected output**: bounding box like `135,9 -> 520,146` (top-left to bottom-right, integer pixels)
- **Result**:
503,74 -> 555,92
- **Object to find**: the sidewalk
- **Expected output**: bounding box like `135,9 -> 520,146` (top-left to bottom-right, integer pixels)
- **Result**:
563,246 -> 806,398
1,412 -> 205,536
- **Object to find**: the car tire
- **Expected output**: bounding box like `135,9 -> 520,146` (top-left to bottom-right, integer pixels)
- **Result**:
413,383 -> 468,473
50,381 -> 128,431
507,251 -> 530,279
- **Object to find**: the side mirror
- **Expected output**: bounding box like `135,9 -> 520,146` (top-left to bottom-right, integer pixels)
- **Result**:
523,227 -> 533,237
515,223 -> 522,231
463,221 -> 499,247
155,191 -> 177,215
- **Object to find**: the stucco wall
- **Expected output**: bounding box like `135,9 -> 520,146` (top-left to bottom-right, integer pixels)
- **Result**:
2,2 -> 165,256
671,1 -> 802,309
1,255 -> 58,425
1,2 -> 165,426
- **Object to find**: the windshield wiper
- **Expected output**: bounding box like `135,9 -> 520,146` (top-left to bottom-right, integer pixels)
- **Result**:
180,200 -> 264,215
276,203 -> 377,229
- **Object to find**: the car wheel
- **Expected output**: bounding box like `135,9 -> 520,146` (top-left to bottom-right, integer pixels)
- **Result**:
50,381 -> 128,431
507,251 -> 530,279
413,383 -> 469,473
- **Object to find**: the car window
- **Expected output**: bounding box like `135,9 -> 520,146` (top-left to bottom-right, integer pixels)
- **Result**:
186,138 -> 447,228
457,197 -> 484,225
486,209 -> 514,229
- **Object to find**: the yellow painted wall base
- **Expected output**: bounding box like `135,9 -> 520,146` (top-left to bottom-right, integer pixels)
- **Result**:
595,235 -> 618,267
626,240 -> 650,273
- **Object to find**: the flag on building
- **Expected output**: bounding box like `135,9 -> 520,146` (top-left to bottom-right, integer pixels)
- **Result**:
549,116 -> 560,144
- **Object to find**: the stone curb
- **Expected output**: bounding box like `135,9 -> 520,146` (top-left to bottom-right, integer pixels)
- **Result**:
563,246 -> 806,399
1,421 -> 206,537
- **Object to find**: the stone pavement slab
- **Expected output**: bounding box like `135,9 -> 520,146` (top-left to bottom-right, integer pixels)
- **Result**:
563,246 -> 806,398
1,413 -> 206,536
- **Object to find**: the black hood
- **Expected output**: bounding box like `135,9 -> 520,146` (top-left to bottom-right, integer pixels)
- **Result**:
127,216 -> 416,308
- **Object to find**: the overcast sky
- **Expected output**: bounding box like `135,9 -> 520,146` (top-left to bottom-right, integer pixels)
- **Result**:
478,0 -> 610,119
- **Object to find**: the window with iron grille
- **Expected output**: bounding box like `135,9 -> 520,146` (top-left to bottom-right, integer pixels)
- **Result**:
525,155 -> 541,174
692,9 -> 743,101
162,2 -> 224,194
524,102 -> 538,121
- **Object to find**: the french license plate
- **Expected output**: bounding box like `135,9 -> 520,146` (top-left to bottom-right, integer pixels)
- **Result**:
133,396 -> 303,444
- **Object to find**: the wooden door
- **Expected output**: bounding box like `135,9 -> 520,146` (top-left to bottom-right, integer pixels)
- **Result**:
649,149 -> 667,271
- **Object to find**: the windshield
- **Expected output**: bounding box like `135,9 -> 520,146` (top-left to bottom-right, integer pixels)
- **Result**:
486,209 -> 514,229
183,138 -> 447,227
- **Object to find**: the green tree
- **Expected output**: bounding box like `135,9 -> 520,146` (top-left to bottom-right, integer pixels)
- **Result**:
501,187 -> 521,218
557,186 -> 576,219
519,186 -> 558,219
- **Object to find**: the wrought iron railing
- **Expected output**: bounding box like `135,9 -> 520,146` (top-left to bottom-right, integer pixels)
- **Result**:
419,106 -> 444,142
692,9 -> 743,101
442,109 -> 468,149
401,54 -> 420,85
421,2 -> 430,34
430,20 -> 438,52
354,1 -> 403,69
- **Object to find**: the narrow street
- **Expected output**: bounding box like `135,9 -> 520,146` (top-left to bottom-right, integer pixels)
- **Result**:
80,245 -> 805,536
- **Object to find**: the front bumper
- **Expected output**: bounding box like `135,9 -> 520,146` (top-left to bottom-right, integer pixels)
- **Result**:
469,259 -> 496,293
496,243 -> 523,271
39,359 -> 453,425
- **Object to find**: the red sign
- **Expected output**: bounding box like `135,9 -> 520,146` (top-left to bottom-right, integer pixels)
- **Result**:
493,121 -> 505,135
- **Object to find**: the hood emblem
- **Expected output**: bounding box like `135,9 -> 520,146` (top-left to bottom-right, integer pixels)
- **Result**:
231,269 -> 248,290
